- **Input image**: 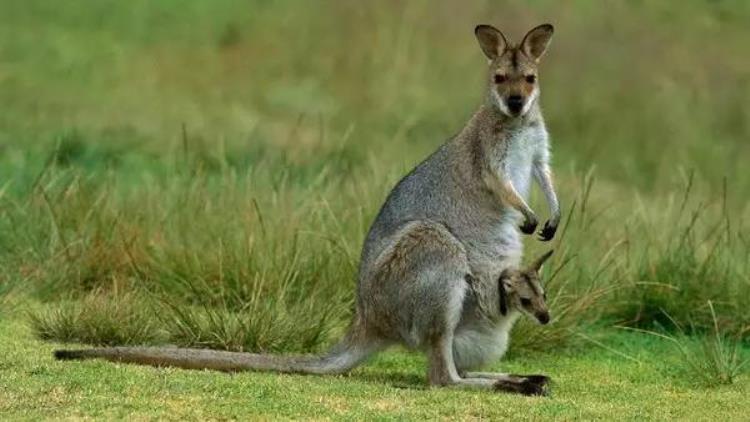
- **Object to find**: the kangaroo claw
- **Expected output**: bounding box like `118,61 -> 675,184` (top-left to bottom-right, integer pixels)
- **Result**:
537,221 -> 557,241
519,218 -> 538,235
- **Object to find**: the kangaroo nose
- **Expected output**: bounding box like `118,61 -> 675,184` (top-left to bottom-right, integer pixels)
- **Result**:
507,95 -> 524,114
536,311 -> 550,325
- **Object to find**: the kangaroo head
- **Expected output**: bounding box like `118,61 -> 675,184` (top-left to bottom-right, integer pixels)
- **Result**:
474,24 -> 554,118
498,249 -> 554,324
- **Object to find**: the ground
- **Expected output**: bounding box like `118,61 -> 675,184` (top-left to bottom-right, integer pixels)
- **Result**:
2,318 -> 747,421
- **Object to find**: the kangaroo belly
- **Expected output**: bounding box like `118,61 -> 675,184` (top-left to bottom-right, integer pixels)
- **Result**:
453,327 -> 508,372
452,314 -> 519,372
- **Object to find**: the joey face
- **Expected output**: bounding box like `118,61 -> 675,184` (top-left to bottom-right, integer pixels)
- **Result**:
475,24 -> 554,118
498,250 -> 554,324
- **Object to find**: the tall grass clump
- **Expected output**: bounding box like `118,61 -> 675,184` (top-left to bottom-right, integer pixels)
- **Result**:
15,144 -> 381,351
161,300 -> 341,353
613,177 -> 750,337
29,292 -> 162,346
628,302 -> 749,386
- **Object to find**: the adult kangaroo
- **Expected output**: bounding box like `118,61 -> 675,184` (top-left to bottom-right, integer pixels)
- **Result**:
56,24 -> 561,395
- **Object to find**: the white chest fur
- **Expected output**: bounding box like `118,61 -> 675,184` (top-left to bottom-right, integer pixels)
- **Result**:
472,122 -> 549,274
502,124 -> 547,199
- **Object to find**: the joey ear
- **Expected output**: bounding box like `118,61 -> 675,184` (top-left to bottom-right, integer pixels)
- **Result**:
530,249 -> 554,274
521,24 -> 554,61
475,24 -> 507,60
498,270 -> 513,316
499,269 -> 515,290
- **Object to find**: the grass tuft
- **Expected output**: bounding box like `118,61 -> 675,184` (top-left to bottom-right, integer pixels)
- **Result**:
615,181 -> 750,337
29,292 -> 162,346
626,302 -> 749,386
160,299 -> 344,353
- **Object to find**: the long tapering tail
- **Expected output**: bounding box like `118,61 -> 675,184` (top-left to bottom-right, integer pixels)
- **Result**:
54,326 -> 381,375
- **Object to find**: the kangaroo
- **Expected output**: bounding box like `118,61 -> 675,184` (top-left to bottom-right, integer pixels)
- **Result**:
55,24 -> 561,395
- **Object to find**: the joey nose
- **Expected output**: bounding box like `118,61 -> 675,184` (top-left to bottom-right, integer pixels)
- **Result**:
507,96 -> 524,114
536,311 -> 550,325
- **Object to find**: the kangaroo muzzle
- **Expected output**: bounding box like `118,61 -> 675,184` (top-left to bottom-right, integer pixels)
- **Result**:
506,95 -> 524,115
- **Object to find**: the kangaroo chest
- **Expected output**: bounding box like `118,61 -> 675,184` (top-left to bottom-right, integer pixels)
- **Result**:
496,124 -> 546,200
461,123 -> 547,270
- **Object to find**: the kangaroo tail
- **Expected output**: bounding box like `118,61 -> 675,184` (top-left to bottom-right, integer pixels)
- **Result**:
54,323 -> 381,375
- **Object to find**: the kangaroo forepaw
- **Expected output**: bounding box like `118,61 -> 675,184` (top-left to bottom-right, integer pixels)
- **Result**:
537,221 -> 557,241
519,218 -> 538,235
494,374 -> 551,396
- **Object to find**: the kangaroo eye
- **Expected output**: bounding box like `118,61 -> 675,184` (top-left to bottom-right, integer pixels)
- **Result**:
520,298 -> 532,307
525,75 -> 536,84
494,74 -> 507,84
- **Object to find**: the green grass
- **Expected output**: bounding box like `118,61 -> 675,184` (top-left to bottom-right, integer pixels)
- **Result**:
1,0 -> 750,418
625,301 -> 750,387
2,316 -> 749,420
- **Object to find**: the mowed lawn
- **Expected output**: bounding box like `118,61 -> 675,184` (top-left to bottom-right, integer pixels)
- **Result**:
1,316 -> 747,420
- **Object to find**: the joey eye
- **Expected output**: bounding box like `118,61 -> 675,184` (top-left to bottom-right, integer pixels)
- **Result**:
494,74 -> 507,84
520,298 -> 532,307
525,75 -> 536,84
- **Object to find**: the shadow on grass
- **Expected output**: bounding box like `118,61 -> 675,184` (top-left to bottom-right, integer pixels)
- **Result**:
351,370 -> 427,390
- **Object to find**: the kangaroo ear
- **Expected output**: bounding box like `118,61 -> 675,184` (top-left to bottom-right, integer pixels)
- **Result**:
521,24 -> 554,61
530,249 -> 554,274
498,270 -> 513,316
475,24 -> 507,60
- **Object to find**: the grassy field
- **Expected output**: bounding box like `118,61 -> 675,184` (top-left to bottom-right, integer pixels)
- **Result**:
1,0 -> 750,419
2,318 -> 749,420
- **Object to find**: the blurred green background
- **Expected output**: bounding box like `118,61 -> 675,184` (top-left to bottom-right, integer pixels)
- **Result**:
2,0 -> 749,192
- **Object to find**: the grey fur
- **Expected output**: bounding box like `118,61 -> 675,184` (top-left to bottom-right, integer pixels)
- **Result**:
55,24 -> 560,395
